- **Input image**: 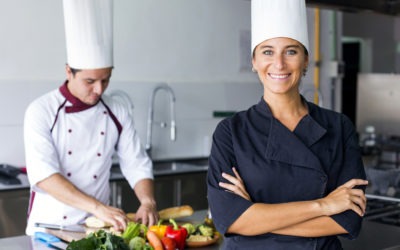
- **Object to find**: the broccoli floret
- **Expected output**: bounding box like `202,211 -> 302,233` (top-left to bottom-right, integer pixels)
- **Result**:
182,223 -> 196,235
198,224 -> 214,237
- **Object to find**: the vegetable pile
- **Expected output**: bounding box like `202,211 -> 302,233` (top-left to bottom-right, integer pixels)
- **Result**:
66,217 -> 217,250
182,222 -> 216,243
66,222 -> 152,250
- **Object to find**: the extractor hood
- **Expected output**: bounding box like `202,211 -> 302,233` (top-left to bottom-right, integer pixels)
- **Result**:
306,0 -> 400,16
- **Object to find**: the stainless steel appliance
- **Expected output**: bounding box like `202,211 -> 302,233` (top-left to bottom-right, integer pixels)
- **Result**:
363,133 -> 400,227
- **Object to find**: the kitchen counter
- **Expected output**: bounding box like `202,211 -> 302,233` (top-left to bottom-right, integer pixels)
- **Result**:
0,158 -> 209,192
0,210 -> 220,250
2,209 -> 400,250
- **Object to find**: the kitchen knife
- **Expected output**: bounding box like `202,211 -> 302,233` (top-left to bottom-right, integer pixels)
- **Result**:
35,232 -> 69,250
35,222 -> 86,233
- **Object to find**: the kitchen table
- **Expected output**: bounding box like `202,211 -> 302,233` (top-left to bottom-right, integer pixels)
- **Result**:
0,210 -> 221,250
3,209 -> 400,250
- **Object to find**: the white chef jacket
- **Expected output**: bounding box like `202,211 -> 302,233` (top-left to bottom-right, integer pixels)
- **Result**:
24,82 -> 153,235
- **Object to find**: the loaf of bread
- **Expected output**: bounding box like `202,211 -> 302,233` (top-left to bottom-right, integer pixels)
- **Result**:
158,205 -> 194,220
127,205 -> 194,221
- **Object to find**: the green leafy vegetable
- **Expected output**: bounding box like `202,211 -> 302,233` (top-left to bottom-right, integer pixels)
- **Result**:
66,230 -> 130,250
122,222 -> 141,243
128,236 -> 146,250
181,223 -> 196,235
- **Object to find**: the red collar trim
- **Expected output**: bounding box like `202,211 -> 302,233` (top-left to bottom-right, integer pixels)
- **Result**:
59,81 -> 98,113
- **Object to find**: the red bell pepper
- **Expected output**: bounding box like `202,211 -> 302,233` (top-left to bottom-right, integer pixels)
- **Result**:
165,218 -> 188,250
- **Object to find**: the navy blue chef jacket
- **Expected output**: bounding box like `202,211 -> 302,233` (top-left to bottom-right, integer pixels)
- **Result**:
207,97 -> 366,250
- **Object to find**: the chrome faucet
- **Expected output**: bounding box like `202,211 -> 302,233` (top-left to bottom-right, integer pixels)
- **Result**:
145,84 -> 176,156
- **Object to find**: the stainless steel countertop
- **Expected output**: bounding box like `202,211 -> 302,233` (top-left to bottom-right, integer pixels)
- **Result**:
0,158 -> 209,192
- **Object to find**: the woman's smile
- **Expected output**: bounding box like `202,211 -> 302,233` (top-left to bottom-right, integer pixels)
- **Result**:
268,73 -> 291,80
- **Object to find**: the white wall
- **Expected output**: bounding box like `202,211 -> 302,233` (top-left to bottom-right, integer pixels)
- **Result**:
0,1 -> 338,166
0,0 -> 262,166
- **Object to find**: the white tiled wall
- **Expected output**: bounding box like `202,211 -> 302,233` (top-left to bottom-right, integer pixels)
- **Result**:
0,1 -> 341,165
0,80 -> 262,166
0,0 -> 264,165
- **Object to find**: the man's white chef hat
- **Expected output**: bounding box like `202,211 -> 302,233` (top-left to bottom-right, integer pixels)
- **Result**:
251,0 -> 309,56
63,0 -> 113,69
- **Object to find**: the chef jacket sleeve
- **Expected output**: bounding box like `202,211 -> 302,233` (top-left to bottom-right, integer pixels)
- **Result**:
330,115 -> 367,240
207,118 -> 253,235
115,103 -> 153,189
24,99 -> 61,192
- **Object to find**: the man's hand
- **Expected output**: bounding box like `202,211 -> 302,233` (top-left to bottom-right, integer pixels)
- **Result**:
37,173 -> 129,231
92,204 -> 128,231
134,202 -> 158,226
133,178 -> 158,226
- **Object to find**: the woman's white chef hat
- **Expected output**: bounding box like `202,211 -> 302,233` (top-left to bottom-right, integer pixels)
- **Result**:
63,0 -> 113,69
251,0 -> 309,56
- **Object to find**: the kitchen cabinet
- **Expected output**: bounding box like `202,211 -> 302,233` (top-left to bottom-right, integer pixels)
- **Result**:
0,189 -> 30,237
111,172 -> 208,212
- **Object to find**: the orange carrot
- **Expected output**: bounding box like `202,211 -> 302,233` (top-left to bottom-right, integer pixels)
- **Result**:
147,230 -> 164,250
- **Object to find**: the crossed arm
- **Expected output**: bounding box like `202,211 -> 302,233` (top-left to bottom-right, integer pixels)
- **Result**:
218,168 -> 368,237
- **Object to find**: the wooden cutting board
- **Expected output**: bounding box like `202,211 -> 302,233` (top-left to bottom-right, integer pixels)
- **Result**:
45,228 -> 86,242
45,205 -> 194,243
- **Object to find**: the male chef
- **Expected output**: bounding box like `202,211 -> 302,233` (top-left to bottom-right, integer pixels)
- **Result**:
24,0 -> 157,235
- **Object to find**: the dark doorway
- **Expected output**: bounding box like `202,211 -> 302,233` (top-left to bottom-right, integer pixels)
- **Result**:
341,42 -> 360,126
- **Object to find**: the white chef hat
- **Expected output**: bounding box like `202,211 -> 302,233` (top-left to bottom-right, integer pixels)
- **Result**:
251,0 -> 309,56
63,0 -> 113,69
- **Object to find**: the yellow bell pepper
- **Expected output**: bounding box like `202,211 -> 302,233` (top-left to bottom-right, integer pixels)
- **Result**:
149,219 -> 167,239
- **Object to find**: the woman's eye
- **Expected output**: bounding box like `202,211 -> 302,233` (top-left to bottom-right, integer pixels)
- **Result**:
263,50 -> 273,56
286,50 -> 297,55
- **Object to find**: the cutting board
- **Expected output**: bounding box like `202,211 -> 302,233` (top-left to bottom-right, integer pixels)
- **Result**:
45,228 -> 86,242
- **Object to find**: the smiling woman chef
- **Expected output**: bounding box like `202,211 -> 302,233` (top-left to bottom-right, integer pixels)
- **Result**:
207,0 -> 368,249
24,0 -> 157,235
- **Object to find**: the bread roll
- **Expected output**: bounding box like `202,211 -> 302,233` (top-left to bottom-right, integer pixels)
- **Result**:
85,216 -> 113,228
